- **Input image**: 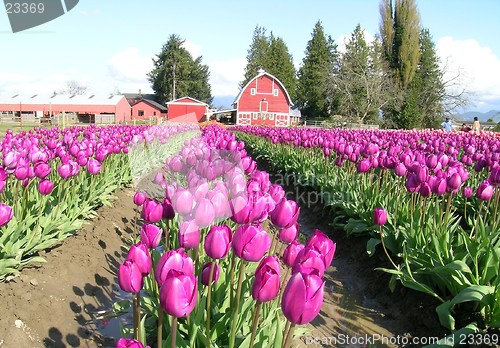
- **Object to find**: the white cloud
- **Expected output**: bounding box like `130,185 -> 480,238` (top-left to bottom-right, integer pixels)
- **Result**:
183,40 -> 203,59
107,47 -> 153,83
437,37 -> 500,111
209,58 -> 246,96
0,71 -> 90,96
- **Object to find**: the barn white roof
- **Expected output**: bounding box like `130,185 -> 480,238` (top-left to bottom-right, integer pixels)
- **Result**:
0,94 -> 126,105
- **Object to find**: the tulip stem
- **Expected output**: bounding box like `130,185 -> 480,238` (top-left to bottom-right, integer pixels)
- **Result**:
282,322 -> 296,348
249,301 -> 262,347
171,317 -> 178,348
165,223 -> 170,250
157,309 -> 163,348
229,261 -> 246,348
229,253 -> 236,306
379,226 -> 398,270
206,261 -> 217,344
133,292 -> 140,340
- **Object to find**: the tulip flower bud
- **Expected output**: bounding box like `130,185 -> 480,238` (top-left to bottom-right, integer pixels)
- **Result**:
141,199 -> 163,223
178,220 -> 201,249
476,181 -> 494,201
270,198 -> 300,229
140,224 -> 162,249
282,240 -> 305,267
201,262 -> 220,286
292,247 -> 326,277
281,272 -> 325,324
193,198 -> 215,228
87,159 -> 102,175
230,194 -> 251,224
462,186 -> 473,198
172,188 -> 194,216
305,230 -> 336,269
490,166 -> 500,186
204,224 -> 232,259
0,203 -> 14,227
159,270 -> 197,318
118,260 -> 144,293
278,223 -> 298,244
232,224 -> 271,262
38,179 -> 54,195
133,192 -> 147,206
373,208 -> 387,226
58,164 -> 73,179
33,162 -> 51,179
116,338 -> 150,348
127,243 -> 152,275
252,256 -> 281,302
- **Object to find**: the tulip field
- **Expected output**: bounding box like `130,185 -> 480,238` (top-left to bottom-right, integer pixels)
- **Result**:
234,126 -> 500,339
1,121 -> 499,348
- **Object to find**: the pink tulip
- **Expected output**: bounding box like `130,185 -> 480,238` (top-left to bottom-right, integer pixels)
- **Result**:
0,180 -> 5,193
230,194 -> 251,224
0,203 -> 14,227
292,247 -> 327,277
281,272 -> 325,324
118,260 -> 144,293
172,188 -> 194,216
58,164 -> 73,179
270,198 -> 300,229
252,256 -> 281,302
155,248 -> 194,286
140,224 -> 162,249
178,220 -> 201,249
159,270 -> 197,318
38,179 -> 54,195
201,262 -> 220,286
282,240 -> 305,267
141,199 -> 163,223
133,192 -> 147,206
33,162 -> 51,179
278,223 -> 298,244
204,224 -> 232,259
193,198 -> 215,227
490,166 -> 500,186
116,338 -> 150,348
232,224 -> 271,262
476,181 -> 494,201
462,186 -> 473,198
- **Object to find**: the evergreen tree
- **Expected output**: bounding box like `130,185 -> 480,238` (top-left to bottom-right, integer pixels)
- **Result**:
266,33 -> 297,101
296,20 -> 339,119
240,26 -> 270,88
148,34 -> 213,105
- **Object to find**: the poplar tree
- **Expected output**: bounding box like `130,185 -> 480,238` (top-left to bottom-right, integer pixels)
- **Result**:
296,20 -> 339,119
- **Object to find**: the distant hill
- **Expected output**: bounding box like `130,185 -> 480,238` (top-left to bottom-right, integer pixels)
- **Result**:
454,110 -> 500,122
212,95 -> 236,110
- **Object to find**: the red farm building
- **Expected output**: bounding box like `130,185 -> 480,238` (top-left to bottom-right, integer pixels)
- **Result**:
167,97 -> 209,123
233,69 -> 300,127
130,99 -> 167,121
0,93 -> 131,124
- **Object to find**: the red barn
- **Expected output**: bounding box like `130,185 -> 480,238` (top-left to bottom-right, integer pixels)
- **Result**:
167,97 -> 209,123
233,69 -> 300,127
131,99 -> 167,121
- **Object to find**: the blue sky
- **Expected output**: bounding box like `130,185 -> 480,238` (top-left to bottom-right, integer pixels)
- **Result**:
1,0 -> 499,113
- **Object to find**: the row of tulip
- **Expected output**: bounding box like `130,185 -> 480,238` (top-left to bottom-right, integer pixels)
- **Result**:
233,126 -> 499,335
0,124 -> 197,280
114,124 -> 336,348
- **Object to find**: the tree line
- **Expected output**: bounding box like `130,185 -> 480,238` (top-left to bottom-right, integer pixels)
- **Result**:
147,0 -> 468,129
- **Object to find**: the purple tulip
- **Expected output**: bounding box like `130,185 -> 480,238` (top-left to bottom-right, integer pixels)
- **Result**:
159,270 -> 197,318
282,240 -> 305,267
116,338 -> 150,348
58,164 -> 73,179
140,224 -> 162,249
490,166 -> 500,186
281,272 -> 325,324
270,198 -> 300,229
252,256 -> 281,302
476,181 -> 494,201
201,262 -> 220,286
38,179 -> 54,195
155,248 -> 194,286
394,163 -> 407,177
161,198 -> 175,220
87,159 -> 102,175
0,203 -> 14,227
204,224 -> 232,259
141,199 -> 163,223
178,220 -> 201,249
133,192 -> 147,206
357,159 -> 371,173
230,194 -> 252,224
462,186 -> 473,198
446,172 -> 462,190
305,230 -> 336,269
118,259 -> 144,293
232,224 -> 271,262
127,243 -> 152,275
373,208 -> 388,226
33,162 -> 51,179
172,188 -> 194,216
292,247 -> 327,277
0,180 -> 5,193
14,165 -> 28,181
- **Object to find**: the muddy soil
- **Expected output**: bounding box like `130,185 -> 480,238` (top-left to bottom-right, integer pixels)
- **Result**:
0,182 -> 450,348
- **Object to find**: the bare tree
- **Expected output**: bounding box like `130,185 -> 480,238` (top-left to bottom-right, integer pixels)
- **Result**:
58,80 -> 89,95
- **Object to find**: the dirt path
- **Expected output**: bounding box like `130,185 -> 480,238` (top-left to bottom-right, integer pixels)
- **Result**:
0,184 -> 447,348
0,188 -> 137,348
